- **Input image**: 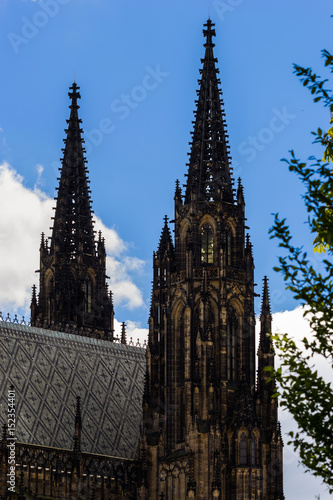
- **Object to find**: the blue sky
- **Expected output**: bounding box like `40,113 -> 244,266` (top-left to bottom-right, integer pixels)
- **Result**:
0,1 -> 332,498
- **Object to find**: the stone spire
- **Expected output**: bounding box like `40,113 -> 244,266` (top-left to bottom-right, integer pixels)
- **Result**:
121,321 -> 127,345
185,19 -> 233,204
31,83 -> 114,338
157,215 -> 174,256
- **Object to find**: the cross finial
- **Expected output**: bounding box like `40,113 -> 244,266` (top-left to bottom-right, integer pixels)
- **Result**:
68,82 -> 81,107
203,18 -> 216,48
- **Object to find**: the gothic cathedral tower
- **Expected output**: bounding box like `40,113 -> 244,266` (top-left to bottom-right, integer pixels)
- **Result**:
31,83 -> 114,339
140,20 -> 284,499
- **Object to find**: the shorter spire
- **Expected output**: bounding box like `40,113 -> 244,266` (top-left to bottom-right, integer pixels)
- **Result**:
121,322 -> 127,345
261,276 -> 271,319
157,216 -> 174,255
31,284 -> 37,303
260,276 -> 272,353
237,178 -> 245,205
175,179 -> 182,199
30,285 -> 38,325
245,233 -> 253,256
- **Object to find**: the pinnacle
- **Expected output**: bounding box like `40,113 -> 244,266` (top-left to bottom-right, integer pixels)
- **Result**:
261,276 -> 272,318
121,321 -> 127,345
237,177 -> 245,204
175,179 -> 182,198
157,216 -> 174,255
245,233 -> 253,255
259,276 -> 272,353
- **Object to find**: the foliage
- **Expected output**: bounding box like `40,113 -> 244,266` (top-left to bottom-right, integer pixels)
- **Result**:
268,47 -> 333,492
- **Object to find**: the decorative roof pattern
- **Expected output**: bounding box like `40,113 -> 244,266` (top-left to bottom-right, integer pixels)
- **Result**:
0,321 -> 145,459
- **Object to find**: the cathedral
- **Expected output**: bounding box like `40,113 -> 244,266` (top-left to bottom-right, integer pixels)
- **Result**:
0,19 -> 284,500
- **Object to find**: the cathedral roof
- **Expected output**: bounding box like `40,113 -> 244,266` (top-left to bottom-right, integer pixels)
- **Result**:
0,321 -> 145,458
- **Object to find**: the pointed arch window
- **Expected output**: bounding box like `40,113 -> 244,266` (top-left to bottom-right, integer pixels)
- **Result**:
201,224 -> 214,264
85,277 -> 92,314
240,432 -> 247,465
227,313 -> 237,381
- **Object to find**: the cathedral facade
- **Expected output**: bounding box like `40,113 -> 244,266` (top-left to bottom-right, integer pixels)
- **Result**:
0,19 -> 283,500
140,19 -> 283,500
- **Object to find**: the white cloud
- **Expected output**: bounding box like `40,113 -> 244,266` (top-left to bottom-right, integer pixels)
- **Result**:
259,307 -> 333,500
272,306 -> 332,385
0,163 -> 53,315
0,162 -> 145,316
114,318 -> 148,346
35,164 -> 44,187
93,216 -> 127,257
110,277 -> 144,310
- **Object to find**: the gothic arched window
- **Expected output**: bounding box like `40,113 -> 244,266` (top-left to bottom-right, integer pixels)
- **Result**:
201,224 -> 214,264
85,277 -> 92,314
240,432 -> 247,465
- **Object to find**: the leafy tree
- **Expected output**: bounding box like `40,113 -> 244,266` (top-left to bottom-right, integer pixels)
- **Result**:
268,47 -> 333,492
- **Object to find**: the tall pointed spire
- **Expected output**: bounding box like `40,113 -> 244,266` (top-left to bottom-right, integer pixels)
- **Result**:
51,82 -> 95,256
185,19 -> 233,204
